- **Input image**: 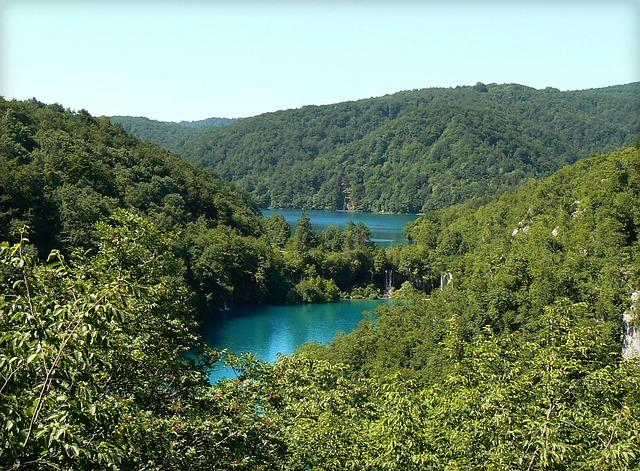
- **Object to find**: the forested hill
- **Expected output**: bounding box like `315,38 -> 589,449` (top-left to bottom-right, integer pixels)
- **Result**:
0,97 -> 405,309
0,98 -> 259,256
307,141 -> 640,380
159,82 -> 639,213
2,95 -> 640,468
295,144 -> 640,467
108,115 -> 236,153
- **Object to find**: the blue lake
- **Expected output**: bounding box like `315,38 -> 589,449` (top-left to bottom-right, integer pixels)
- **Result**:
261,208 -> 419,247
202,299 -> 388,382
203,209 -> 418,382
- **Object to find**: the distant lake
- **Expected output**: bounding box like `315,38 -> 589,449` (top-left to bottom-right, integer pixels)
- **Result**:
261,208 -> 419,248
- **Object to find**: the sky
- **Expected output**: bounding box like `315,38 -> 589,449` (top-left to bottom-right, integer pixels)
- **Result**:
1,0 -> 638,121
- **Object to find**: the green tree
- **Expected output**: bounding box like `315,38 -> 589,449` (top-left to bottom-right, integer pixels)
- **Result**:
0,215 -> 219,469
263,213 -> 291,249
292,209 -> 317,252
319,223 -> 344,251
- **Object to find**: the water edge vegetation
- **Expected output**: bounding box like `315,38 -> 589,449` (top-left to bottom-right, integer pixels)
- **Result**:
1,96 -> 639,469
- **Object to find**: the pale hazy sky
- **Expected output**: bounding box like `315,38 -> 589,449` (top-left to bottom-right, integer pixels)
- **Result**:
1,0 -> 638,121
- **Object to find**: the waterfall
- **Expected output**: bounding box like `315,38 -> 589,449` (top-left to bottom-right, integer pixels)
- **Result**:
384,269 -> 393,297
622,291 -> 640,359
440,272 -> 453,290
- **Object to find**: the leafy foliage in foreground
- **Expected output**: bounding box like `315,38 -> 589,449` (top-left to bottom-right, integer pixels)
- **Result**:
0,214 -> 216,469
2,146 -> 640,470
163,82 -> 639,212
3,217 -> 638,470
362,302 -> 640,470
3,228 -> 638,469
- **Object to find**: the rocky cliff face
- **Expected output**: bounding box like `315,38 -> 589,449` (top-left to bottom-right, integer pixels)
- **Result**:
622,291 -> 640,359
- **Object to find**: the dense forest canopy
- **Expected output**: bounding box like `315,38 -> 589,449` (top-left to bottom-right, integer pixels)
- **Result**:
1,98 -> 259,248
115,82 -> 640,213
2,94 -> 640,469
307,143 -> 640,378
109,115 -> 236,151
0,98 -> 393,310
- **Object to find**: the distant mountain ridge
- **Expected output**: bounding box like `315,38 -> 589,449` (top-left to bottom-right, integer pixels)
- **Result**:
116,82 -> 640,213
109,115 -> 236,151
177,116 -> 236,127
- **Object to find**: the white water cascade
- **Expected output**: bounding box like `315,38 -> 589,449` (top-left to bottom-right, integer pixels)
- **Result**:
384,269 -> 394,297
622,291 -> 640,359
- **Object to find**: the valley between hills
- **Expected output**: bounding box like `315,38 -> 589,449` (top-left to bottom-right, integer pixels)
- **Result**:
1,82 -> 640,469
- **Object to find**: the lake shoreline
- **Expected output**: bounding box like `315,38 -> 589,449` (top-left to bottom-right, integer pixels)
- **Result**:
262,207 -> 422,216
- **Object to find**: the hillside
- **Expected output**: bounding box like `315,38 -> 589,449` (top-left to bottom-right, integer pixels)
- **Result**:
0,98 -> 393,308
164,82 -> 639,213
0,98 -> 296,312
294,143 -> 640,467
108,115 -> 236,152
3,141 -> 638,470
0,98 -> 259,254
307,142 -> 640,382
2,95 -> 639,468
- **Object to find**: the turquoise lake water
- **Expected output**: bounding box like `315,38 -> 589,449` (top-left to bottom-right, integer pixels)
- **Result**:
202,209 -> 418,382
261,208 -> 419,248
202,299 -> 388,382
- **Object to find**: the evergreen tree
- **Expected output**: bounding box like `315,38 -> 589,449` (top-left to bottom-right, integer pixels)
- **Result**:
292,209 -> 316,251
